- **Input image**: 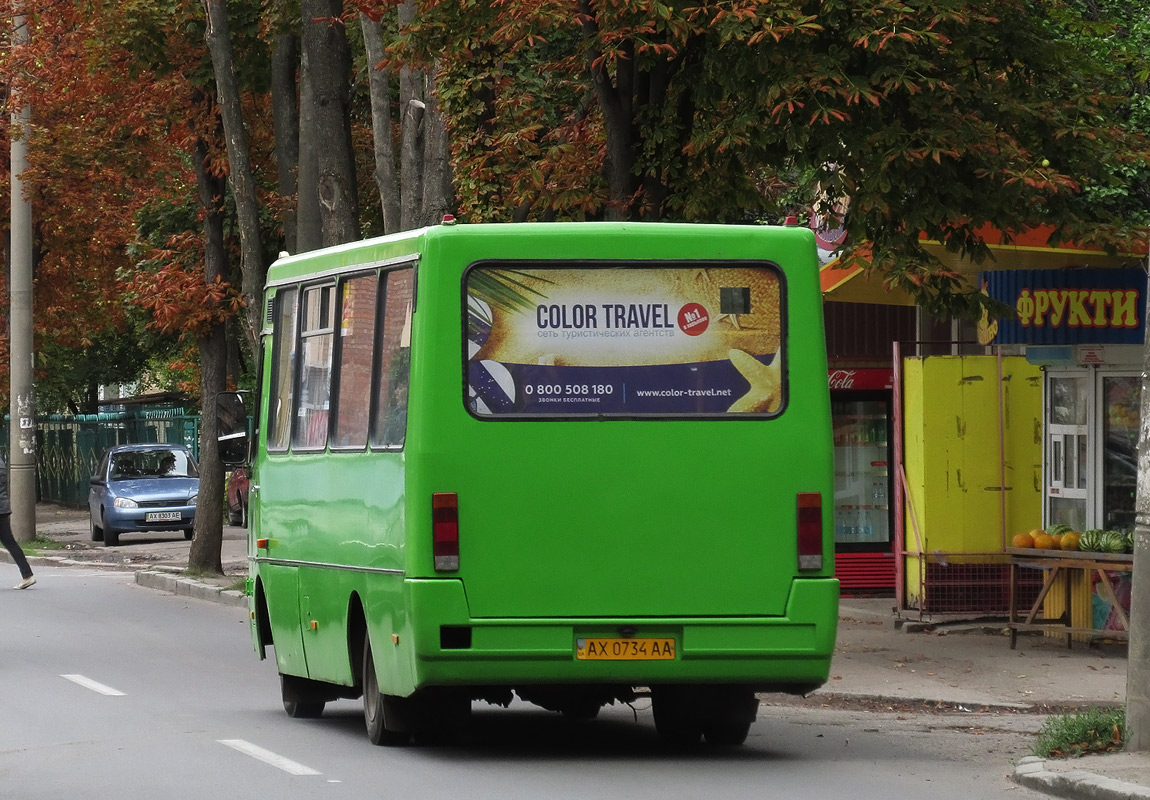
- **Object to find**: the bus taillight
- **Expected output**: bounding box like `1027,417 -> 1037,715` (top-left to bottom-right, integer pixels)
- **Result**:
432,493 -> 460,571
796,493 -> 823,571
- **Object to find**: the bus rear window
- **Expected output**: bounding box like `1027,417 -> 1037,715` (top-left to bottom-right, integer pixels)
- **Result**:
464,262 -> 785,418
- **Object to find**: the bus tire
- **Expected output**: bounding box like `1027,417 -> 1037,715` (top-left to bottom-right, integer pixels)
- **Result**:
411,689 -> 470,745
561,702 -> 601,721
699,687 -> 757,746
280,674 -> 325,718
702,720 -> 752,747
362,633 -> 410,746
652,688 -> 702,747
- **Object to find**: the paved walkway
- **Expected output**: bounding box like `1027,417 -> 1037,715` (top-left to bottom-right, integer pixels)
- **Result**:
4,503 -> 1150,798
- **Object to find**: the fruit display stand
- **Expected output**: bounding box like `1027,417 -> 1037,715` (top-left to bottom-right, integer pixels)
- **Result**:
1005,548 -> 1132,648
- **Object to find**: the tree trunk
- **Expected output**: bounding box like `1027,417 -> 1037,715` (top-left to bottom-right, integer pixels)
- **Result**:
400,93 -> 425,230
360,12 -> 400,233
271,32 -> 300,254
398,0 -> 423,230
1126,272 -> 1150,748
203,0 -> 265,357
296,41 -> 321,252
419,66 -> 452,226
187,136 -> 227,576
301,0 -> 359,245
579,0 -> 635,220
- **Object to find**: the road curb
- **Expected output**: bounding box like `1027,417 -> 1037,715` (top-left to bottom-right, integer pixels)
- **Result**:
135,569 -> 248,608
1014,756 -> 1150,800
2,546 -> 247,607
808,690 -> 1033,712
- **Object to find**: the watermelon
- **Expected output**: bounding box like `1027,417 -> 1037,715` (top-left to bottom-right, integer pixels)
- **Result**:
1079,530 -> 1104,552
1100,531 -> 1126,554
1126,531 -> 1135,553
1047,523 -> 1073,537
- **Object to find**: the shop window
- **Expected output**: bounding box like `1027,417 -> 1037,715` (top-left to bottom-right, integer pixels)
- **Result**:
1101,376 -> 1139,531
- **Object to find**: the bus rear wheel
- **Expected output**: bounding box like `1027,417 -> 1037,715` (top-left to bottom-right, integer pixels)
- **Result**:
652,686 -> 758,748
652,693 -> 702,746
280,674 -> 326,718
362,633 -> 411,746
702,720 -> 752,746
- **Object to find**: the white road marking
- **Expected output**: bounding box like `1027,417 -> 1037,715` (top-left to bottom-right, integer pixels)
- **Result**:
217,739 -> 322,776
60,674 -> 125,696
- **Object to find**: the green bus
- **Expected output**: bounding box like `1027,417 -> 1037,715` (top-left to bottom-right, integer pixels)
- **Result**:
219,221 -> 839,747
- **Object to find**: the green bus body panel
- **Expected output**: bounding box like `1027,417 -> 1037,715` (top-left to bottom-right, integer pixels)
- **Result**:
258,565 -> 307,675
413,224 -> 831,619
257,450 -> 408,684
406,577 -> 838,688
252,222 -> 837,695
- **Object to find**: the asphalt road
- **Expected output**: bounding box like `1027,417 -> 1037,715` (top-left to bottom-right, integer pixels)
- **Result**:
0,563 -> 1055,800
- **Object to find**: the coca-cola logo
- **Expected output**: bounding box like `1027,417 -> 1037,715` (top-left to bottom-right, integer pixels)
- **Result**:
828,369 -> 856,390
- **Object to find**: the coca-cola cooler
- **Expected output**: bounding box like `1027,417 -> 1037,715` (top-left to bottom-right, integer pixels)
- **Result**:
829,367 -> 896,596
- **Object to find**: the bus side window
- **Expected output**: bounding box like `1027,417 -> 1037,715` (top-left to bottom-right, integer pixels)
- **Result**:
371,269 -> 414,448
294,284 -> 337,450
332,274 -> 379,448
267,287 -> 299,452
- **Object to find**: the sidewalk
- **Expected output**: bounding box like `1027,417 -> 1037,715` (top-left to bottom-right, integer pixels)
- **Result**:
830,598 -> 1150,799
5,503 -> 1150,797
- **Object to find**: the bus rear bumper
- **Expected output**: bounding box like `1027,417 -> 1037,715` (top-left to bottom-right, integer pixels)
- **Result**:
406,578 -> 839,691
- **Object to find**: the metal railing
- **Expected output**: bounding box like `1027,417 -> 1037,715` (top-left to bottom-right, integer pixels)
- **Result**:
0,409 -> 200,508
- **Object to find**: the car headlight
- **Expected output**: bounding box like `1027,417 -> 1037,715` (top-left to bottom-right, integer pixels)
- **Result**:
189,495 -> 198,506
113,497 -> 138,509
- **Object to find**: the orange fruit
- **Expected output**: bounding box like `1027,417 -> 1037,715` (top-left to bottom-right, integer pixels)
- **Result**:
1033,533 -> 1055,550
1012,532 -> 1035,548
1060,532 -> 1081,551
1050,533 -> 1063,547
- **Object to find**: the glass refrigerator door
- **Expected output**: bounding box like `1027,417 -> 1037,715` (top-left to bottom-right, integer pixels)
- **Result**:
832,399 -> 892,548
1101,375 -> 1139,532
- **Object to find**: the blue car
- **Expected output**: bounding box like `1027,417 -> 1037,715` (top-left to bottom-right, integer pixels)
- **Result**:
88,444 -> 199,547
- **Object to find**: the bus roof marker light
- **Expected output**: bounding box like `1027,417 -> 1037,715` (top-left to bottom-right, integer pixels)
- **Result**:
432,493 -> 460,571
441,214 -> 456,225
796,493 -> 823,571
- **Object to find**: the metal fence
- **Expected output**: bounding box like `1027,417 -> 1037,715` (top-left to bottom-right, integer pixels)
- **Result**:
0,409 -> 200,508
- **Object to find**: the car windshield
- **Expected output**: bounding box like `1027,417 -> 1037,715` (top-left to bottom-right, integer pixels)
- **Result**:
110,450 -> 198,480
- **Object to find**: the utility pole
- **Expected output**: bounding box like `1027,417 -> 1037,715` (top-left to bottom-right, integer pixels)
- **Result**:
8,9 -> 36,543
1126,256 -> 1150,748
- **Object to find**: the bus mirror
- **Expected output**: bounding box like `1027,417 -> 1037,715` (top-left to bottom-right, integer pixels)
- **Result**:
216,392 -> 249,465
218,432 -> 248,465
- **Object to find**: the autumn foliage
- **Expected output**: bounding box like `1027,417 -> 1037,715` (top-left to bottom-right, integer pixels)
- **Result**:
0,0 -> 267,404
0,0 -> 1146,410
403,0 -> 1150,313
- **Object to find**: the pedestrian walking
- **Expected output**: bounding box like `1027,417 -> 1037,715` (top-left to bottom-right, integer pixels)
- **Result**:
0,456 -> 34,589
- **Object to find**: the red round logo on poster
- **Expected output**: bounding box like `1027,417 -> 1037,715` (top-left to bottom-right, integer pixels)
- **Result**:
677,303 -> 710,336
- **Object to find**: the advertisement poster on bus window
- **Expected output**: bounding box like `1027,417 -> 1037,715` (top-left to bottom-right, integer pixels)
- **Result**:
465,263 -> 785,417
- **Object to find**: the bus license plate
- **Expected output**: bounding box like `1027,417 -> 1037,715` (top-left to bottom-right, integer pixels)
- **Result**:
575,637 -> 675,661
145,511 -> 181,522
